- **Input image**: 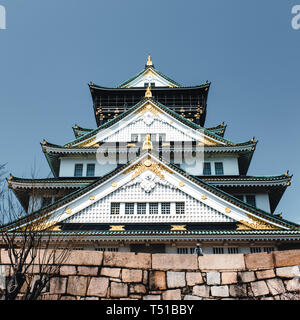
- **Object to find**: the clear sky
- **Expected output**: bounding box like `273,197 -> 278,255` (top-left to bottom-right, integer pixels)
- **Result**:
0,0 -> 299,223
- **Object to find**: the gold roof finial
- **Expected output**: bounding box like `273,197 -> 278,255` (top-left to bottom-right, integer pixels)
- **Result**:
142,134 -> 153,150
146,55 -> 153,67
145,84 -> 152,98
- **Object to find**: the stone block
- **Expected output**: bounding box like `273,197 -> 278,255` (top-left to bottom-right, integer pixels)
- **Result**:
167,271 -> 186,288
229,284 -> 247,297
149,271 -> 166,290
103,252 -> 151,269
122,269 -> 143,283
244,252 -> 274,270
266,278 -> 285,295
110,282 -> 128,298
206,272 -> 221,285
67,276 -> 88,296
186,272 -> 203,286
60,266 -> 77,276
63,250 -> 103,266
152,254 -> 197,271
210,285 -> 229,297
238,271 -> 256,283
0,265 -> 5,290
129,284 -> 146,294
285,278 -> 300,292
255,269 -> 275,280
60,296 -> 77,300
143,295 -> 161,300
87,277 -> 109,297
250,281 -> 269,297
100,267 -> 121,278
192,285 -> 210,298
77,266 -> 98,276
221,272 -> 237,285
273,250 -> 300,267
50,277 -> 67,295
198,254 -> 245,271
162,289 -> 181,300
183,295 -> 202,300
276,266 -> 300,278
143,270 -> 148,285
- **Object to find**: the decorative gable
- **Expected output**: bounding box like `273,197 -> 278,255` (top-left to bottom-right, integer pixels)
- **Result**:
23,153 -> 287,232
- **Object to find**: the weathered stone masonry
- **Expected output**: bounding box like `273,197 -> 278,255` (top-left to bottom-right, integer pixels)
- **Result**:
0,249 -> 300,300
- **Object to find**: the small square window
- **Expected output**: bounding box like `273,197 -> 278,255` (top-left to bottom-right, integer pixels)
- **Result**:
203,162 -> 211,175
161,203 -> 171,214
111,203 -> 120,215
149,203 -> 159,215
150,82 -> 155,87
246,195 -> 256,207
215,162 -> 224,175
137,203 -> 146,215
86,163 -> 95,177
176,202 -> 185,214
74,164 -> 83,177
125,203 -> 134,215
144,82 -> 149,88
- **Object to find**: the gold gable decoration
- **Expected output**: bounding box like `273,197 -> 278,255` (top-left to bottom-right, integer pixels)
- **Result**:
198,137 -> 222,147
237,215 -> 282,230
136,103 -> 161,117
123,157 -> 173,180
75,137 -> 97,148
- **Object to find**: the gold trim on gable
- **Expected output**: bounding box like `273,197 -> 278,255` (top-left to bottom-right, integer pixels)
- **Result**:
237,214 -> 282,230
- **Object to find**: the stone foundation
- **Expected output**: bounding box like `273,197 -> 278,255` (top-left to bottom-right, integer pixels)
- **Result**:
0,249 -> 300,300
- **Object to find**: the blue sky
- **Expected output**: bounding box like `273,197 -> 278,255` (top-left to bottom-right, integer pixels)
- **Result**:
0,0 -> 300,223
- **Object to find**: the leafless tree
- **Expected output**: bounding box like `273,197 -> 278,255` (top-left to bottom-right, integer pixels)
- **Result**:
0,166 -> 72,300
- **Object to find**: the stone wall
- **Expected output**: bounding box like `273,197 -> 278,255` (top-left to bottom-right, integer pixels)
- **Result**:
0,249 -> 300,300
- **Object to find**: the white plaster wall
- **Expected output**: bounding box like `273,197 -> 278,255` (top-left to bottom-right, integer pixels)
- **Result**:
65,182 -> 234,224
59,158 -> 117,177
255,194 -> 271,213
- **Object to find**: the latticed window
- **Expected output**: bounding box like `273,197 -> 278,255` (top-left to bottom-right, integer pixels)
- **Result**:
149,203 -> 159,215
215,162 -> 224,175
86,163 -> 95,177
263,247 -> 274,253
203,162 -> 211,175
125,203 -> 134,215
137,203 -> 146,215
110,203 -> 120,215
213,247 -> 224,254
161,203 -> 171,214
74,164 -> 83,177
250,247 -> 262,253
176,202 -> 185,214
177,248 -> 189,254
228,247 -> 239,254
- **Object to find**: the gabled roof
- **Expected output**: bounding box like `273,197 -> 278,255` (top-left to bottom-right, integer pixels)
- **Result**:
2,151 -> 299,233
58,97 -> 255,148
117,56 -> 182,88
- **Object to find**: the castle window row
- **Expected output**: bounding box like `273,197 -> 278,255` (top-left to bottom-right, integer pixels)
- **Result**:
111,202 -> 185,215
74,163 -> 95,177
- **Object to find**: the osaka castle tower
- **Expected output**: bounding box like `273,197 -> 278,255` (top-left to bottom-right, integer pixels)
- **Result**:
4,56 -> 300,254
